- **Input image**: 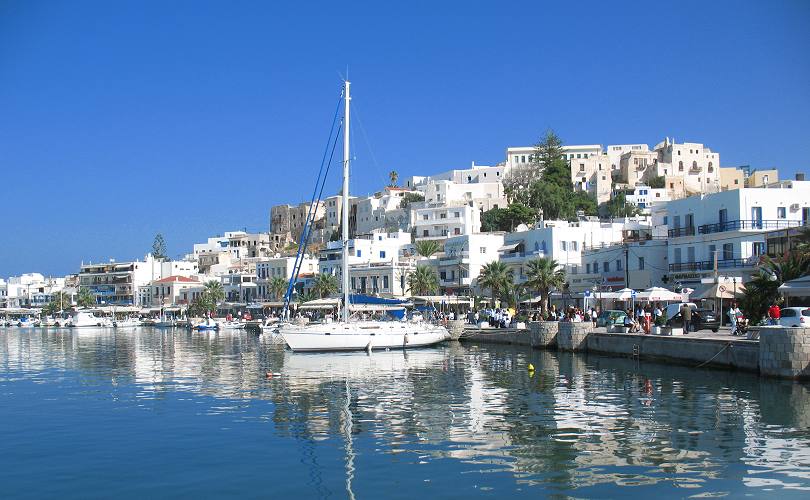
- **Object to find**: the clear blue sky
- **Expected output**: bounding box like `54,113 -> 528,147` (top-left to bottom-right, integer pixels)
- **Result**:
1,0 -> 808,277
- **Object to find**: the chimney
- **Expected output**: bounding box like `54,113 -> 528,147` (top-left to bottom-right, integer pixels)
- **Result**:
796,173 -> 805,181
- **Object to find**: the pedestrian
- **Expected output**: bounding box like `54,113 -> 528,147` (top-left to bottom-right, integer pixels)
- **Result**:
680,303 -> 692,333
767,302 -> 781,326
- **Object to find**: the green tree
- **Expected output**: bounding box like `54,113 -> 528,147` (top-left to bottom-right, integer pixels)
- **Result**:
524,258 -> 566,317
389,170 -> 398,187
269,277 -> 288,300
481,203 -> 537,232
77,287 -> 95,308
740,253 -> 810,324
152,233 -> 168,260
407,265 -> 439,296
296,290 -> 315,304
602,191 -> 642,218
534,130 -> 570,189
414,240 -> 442,258
43,291 -> 73,315
572,191 -> 598,216
188,295 -> 214,317
648,175 -> 666,189
477,261 -> 514,306
400,192 -> 425,209
312,273 -> 339,298
529,181 -> 574,220
204,280 -> 225,304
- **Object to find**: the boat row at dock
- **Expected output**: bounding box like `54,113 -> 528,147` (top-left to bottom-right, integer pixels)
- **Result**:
0,308 -> 257,331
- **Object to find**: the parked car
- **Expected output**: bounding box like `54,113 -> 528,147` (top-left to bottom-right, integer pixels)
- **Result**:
778,307 -> 810,327
665,302 -> 697,322
597,310 -> 628,328
667,308 -> 720,332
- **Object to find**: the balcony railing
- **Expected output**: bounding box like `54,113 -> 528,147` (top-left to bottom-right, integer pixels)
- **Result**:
667,226 -> 696,237
668,257 -> 759,272
698,219 -> 802,235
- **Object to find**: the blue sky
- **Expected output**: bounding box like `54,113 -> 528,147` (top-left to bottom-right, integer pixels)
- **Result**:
1,0 -> 808,277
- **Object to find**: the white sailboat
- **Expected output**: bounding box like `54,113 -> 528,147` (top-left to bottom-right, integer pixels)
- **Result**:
281,80 -> 449,352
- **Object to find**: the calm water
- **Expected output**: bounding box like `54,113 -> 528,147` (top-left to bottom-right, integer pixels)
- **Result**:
1,328 -> 809,499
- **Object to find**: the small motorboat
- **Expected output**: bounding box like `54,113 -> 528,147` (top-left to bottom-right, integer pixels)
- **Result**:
113,317 -> 142,328
219,320 -> 245,330
193,318 -> 219,331
17,316 -> 41,328
67,310 -> 112,328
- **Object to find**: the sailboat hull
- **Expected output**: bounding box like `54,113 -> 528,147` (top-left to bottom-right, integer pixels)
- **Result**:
280,322 -> 449,352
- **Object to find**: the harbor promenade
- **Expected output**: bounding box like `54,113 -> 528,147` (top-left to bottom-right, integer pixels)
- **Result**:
457,322 -> 810,380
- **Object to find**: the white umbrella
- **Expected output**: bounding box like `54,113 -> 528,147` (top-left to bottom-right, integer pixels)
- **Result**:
614,288 -> 635,300
637,287 -> 682,302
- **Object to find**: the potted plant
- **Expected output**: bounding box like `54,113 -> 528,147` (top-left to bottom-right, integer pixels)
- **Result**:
653,311 -> 667,335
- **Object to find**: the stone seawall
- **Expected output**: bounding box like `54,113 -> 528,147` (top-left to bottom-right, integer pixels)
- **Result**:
557,322 -> 592,352
528,322 -> 558,349
759,327 -> 810,379
586,332 -> 760,371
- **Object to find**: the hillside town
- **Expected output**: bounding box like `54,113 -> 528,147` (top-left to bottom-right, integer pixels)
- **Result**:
1,134 -> 804,324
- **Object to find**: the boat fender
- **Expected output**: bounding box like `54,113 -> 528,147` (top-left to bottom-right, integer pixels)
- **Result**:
527,363 -> 535,372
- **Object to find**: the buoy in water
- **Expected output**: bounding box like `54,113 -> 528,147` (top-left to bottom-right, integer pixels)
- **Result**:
527,363 -> 535,372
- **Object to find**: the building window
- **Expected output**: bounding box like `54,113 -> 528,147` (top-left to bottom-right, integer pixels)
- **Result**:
604,261 -> 610,272
380,251 -> 386,258
423,230 -> 429,237
723,243 -> 733,260
752,242 -> 765,256
678,161 -> 684,171
440,271 -> 446,280
454,228 -> 460,235
356,250 -> 362,257
440,213 -> 447,219
638,257 -> 645,270
594,262 -> 599,273
561,241 -> 567,251
579,164 -> 585,172
383,275 -> 389,289
674,248 -> 682,264
616,259 -> 622,271
586,263 -> 591,273
777,207 -> 787,219
571,241 -> 578,251
480,247 -> 486,254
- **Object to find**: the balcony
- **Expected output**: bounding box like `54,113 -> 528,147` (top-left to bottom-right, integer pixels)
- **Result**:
667,226 -> 696,237
698,219 -> 802,235
668,257 -> 759,272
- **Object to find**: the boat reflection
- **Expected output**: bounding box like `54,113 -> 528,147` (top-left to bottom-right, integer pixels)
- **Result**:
1,327 -> 809,494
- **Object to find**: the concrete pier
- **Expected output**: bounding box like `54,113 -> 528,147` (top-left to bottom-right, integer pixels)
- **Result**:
460,324 -> 810,380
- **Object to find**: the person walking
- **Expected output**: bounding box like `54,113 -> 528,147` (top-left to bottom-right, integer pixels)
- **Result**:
680,303 -> 692,333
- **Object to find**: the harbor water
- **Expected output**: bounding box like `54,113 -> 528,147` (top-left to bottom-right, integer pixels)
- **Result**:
1,327 -> 809,498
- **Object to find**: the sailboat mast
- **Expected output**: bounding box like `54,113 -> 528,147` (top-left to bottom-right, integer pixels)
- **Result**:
341,80 -> 351,323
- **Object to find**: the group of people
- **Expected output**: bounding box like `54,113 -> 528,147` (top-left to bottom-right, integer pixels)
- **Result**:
469,308 -> 512,328
620,303 -> 666,334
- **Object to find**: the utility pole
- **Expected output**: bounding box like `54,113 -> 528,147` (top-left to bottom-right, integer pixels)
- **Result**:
624,244 -> 630,289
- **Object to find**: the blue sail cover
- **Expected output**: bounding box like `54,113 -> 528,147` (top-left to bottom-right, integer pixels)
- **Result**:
348,294 -> 408,319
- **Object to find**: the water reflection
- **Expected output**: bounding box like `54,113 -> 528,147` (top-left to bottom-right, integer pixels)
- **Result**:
1,327 -> 809,497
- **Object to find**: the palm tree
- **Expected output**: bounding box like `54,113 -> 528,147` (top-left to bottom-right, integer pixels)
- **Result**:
77,287 -> 95,308
389,170 -> 398,187
477,261 -> 513,307
312,273 -> 339,298
407,265 -> 439,296
740,253 -> 810,323
524,258 -> 566,317
204,280 -> 225,305
296,290 -> 315,304
268,277 -> 287,301
414,240 -> 442,259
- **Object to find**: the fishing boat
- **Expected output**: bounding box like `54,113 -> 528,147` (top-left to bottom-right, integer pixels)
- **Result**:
280,80 -> 449,352
219,320 -> 246,330
16,316 -> 40,328
67,310 -> 112,328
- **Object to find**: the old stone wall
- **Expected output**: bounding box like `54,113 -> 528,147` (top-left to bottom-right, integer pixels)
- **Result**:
529,322 -> 558,349
759,327 -> 810,380
557,322 -> 592,352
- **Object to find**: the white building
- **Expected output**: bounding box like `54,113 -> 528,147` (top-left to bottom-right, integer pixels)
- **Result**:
411,204 -> 481,240
0,274 -> 66,308
354,187 -> 417,236
498,219 -> 645,290
652,138 -> 721,196
606,144 -> 649,171
430,233 -> 505,295
79,255 -> 164,306
625,185 -> 671,214
319,231 -> 412,284
348,260 -> 415,298
410,162 -> 507,187
137,275 -> 202,307
570,154 -> 613,205
506,144 -> 603,168
419,179 -> 506,212
255,255 -> 318,300
661,181 -> 810,289
578,240 -> 669,291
